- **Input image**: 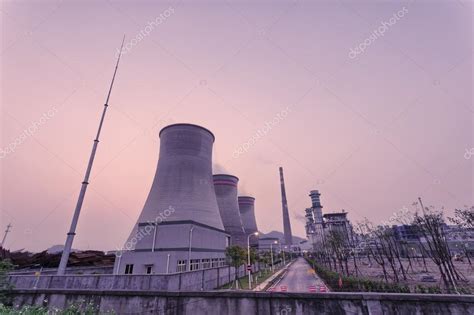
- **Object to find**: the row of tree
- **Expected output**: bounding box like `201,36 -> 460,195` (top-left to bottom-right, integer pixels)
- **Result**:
224,245 -> 289,289
312,200 -> 473,293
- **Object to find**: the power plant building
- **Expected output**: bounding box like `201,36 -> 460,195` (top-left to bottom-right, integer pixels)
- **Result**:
114,124 -> 229,274
213,174 -> 247,247
305,190 -> 325,250
305,190 -> 354,252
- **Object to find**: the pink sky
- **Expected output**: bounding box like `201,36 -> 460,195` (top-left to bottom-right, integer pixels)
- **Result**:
1,0 -> 472,252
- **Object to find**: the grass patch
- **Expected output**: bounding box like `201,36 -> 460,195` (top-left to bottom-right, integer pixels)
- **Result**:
219,268 -> 277,290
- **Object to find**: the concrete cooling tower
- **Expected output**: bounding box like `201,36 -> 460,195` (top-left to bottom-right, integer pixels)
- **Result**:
238,196 -> 259,247
213,174 -> 246,247
114,123 -> 229,275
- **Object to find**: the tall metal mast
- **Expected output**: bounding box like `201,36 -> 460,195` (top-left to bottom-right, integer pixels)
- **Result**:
1,223 -> 12,248
57,36 -> 125,275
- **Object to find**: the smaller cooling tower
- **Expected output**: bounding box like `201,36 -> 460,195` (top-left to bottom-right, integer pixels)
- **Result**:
213,175 -> 246,247
238,196 -> 259,247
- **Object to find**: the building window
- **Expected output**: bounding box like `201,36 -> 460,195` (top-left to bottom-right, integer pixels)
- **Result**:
202,259 -> 211,269
190,259 -> 200,271
125,264 -> 134,274
211,258 -> 219,268
177,260 -> 187,272
218,258 -> 226,267
145,265 -> 153,274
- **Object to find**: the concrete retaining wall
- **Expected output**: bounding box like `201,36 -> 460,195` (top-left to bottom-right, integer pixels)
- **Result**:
9,266 -> 114,275
8,290 -> 474,315
8,265 -> 254,292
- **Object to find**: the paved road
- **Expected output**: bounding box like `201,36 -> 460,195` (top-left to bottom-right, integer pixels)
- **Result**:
270,257 -> 328,293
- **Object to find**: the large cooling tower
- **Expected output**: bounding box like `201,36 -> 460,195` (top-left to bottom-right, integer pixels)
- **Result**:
115,123 -> 229,275
133,123 -> 224,229
213,174 -> 246,247
238,196 -> 259,247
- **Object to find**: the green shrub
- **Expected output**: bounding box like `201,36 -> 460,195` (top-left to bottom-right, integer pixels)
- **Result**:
305,257 -> 411,294
0,300 -> 115,314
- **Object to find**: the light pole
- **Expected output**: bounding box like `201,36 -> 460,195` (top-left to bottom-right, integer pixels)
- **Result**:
270,241 -> 277,272
279,243 -> 286,265
188,226 -> 195,271
115,251 -> 122,275
247,232 -> 259,289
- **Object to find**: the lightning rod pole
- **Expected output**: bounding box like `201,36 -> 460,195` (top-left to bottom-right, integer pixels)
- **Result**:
57,36 -> 125,275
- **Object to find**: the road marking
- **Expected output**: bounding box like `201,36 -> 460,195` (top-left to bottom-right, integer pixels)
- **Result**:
280,285 -> 287,292
319,285 -> 327,292
308,285 -> 317,293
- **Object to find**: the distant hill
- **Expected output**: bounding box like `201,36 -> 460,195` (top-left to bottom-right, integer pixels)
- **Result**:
259,230 -> 307,244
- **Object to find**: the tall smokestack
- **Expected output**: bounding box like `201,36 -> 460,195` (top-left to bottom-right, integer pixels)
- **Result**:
238,196 -> 258,247
279,167 -> 293,245
213,174 -> 246,247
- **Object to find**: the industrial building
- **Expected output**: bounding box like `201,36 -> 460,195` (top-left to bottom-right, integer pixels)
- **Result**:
114,124 -> 229,274
305,190 -> 325,250
323,211 -> 354,243
305,190 -> 354,251
213,174 -> 247,247
258,237 -> 281,253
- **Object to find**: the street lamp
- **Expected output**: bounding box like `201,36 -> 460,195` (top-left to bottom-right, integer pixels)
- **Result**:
188,225 -> 195,271
279,242 -> 286,265
166,254 -> 170,274
270,240 -> 277,272
247,231 -> 259,289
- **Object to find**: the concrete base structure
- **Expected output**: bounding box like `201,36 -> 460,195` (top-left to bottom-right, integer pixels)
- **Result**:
9,290 -> 474,315
115,221 -> 229,274
8,263 -> 257,292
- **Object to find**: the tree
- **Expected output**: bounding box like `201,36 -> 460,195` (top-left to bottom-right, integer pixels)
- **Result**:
0,259 -> 13,306
413,198 -> 464,292
249,247 -> 258,265
449,206 -> 473,266
449,207 -> 474,228
258,251 -> 272,271
225,246 -> 246,289
326,230 -> 350,276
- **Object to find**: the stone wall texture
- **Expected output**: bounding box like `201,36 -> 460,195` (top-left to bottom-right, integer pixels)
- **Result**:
8,290 -> 474,315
